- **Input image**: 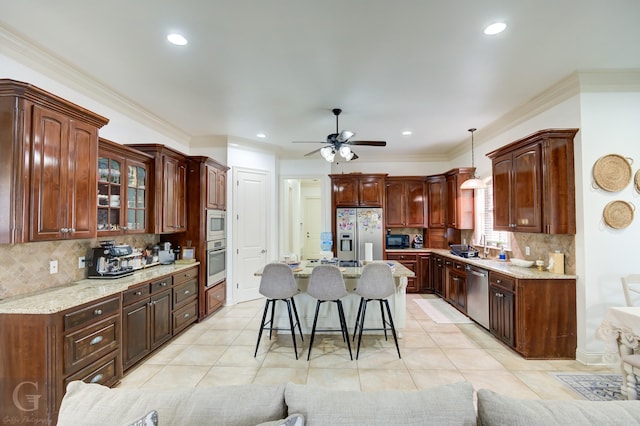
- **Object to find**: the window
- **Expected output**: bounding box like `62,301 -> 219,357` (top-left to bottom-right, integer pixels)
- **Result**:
475,179 -> 510,249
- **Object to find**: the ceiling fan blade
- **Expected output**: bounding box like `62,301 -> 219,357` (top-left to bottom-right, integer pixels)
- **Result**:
337,130 -> 355,143
292,141 -> 328,144
348,140 -> 387,146
304,147 -> 324,157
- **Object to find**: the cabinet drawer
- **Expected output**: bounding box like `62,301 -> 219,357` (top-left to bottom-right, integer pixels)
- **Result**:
206,281 -> 225,315
64,296 -> 120,331
64,315 -> 120,374
65,350 -> 121,388
151,276 -> 173,293
489,272 -> 515,292
452,261 -> 466,272
173,279 -> 197,307
123,284 -> 151,305
386,253 -> 417,261
173,267 -> 198,286
173,301 -> 197,333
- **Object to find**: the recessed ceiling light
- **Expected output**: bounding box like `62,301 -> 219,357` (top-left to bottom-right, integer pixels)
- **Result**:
402,130 -> 412,136
256,133 -> 266,138
484,22 -> 507,35
167,33 -> 188,45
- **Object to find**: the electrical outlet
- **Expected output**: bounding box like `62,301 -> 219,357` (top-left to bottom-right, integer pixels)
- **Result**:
49,260 -> 58,274
78,256 -> 86,269
525,246 -> 531,256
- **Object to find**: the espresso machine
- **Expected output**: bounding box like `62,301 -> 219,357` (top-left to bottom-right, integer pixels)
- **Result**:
87,240 -> 135,279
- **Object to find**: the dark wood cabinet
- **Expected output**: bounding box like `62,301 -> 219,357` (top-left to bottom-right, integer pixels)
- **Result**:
126,144 -> 188,234
430,255 -> 445,297
385,252 -> 418,293
0,79 -> 109,244
418,254 -> 431,292
385,177 -> 426,227
488,270 -> 576,359
489,272 -> 516,348
172,266 -> 199,334
426,175 -> 446,228
97,138 -> 152,234
487,129 -> 578,234
446,259 -> 467,312
206,280 -> 226,315
330,173 -> 386,207
445,168 -> 475,230
206,163 -> 227,210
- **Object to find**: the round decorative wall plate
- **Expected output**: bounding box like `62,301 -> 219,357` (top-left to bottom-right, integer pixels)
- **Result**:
635,170 -> 640,194
603,200 -> 634,229
593,154 -> 633,192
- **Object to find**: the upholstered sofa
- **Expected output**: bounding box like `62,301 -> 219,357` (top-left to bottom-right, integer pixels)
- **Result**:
57,380 -> 640,425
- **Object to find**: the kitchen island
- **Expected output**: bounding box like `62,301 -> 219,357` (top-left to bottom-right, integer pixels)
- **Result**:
254,260 -> 415,336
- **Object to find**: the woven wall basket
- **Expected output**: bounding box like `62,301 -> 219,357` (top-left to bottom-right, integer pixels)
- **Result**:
603,200 -> 634,229
635,170 -> 640,194
593,154 -> 632,192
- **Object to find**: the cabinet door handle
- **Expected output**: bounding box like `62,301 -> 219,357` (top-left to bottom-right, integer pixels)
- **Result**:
90,335 -> 104,346
160,282 -> 167,287
135,291 -> 142,296
496,279 -> 501,284
183,313 -> 190,319
69,228 -> 76,233
184,290 -> 190,295
60,228 -> 68,233
94,309 -> 103,316
90,374 -> 104,383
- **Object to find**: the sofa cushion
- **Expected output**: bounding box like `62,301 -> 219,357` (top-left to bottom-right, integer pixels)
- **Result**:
56,381 -> 287,426
284,382 -> 475,425
477,388 -> 640,426
256,413 -> 305,426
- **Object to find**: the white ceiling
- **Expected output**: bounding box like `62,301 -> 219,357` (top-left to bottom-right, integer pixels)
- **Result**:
1,0 -> 639,161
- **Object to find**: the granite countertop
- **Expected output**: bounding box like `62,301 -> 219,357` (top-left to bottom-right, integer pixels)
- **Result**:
254,260 -> 415,279
0,262 -> 200,315
386,248 -> 577,280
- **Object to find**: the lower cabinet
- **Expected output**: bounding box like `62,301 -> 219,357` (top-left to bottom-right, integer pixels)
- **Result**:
206,280 -> 226,316
489,273 -> 515,348
430,255 -> 445,297
446,260 -> 467,313
385,252 -> 418,293
418,254 -> 431,292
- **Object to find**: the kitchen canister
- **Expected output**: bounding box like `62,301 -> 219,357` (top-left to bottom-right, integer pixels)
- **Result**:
548,251 -> 564,274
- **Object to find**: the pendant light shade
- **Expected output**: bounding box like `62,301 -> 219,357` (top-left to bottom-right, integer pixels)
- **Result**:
460,128 -> 487,190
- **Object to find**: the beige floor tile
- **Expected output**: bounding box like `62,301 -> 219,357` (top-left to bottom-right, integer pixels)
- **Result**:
309,352 -> 358,369
262,349 -> 307,366
206,315 -> 255,330
401,347 -> 457,370
355,347 -> 405,369
409,369 -> 467,390
215,345 -> 268,367
359,368 -> 417,392
397,331 -> 437,348
143,343 -> 189,364
253,367 -> 308,385
118,364 -> 164,388
197,366 -> 259,387
306,368 -> 361,391
169,344 -> 226,366
446,348 -> 505,370
429,331 -> 480,349
141,365 -> 210,389
193,328 -> 243,345
170,325 -> 208,344
512,370 -> 582,400
461,370 -> 540,399
487,348 -> 555,370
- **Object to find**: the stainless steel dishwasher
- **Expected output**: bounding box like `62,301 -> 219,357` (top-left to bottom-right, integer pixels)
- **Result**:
466,265 -> 489,329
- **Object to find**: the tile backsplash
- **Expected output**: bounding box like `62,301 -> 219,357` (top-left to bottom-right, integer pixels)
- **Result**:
462,230 -> 575,274
0,235 -> 159,300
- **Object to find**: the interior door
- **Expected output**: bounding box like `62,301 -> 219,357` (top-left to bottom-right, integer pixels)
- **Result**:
302,195 -> 321,259
233,168 -> 269,303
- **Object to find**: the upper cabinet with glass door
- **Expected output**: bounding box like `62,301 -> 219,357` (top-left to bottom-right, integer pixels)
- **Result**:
97,138 -> 153,235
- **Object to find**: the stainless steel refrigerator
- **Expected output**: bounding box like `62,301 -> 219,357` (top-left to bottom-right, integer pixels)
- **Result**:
336,207 -> 383,263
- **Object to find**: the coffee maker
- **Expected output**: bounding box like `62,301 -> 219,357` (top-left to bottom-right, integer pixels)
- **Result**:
87,240 -> 135,279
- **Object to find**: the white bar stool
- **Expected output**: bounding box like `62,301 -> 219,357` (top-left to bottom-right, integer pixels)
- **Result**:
254,262 -> 303,360
306,265 -> 353,361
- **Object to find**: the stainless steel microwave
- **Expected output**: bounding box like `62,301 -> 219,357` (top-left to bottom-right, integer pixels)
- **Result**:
206,209 -> 226,241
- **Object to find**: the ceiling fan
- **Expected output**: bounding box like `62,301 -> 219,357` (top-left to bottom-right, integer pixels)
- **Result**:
293,108 -> 386,162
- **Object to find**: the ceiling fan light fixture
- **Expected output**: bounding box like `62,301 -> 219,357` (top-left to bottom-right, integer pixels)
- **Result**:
320,146 -> 335,162
460,127 -> 487,190
339,145 -> 352,158
344,151 -> 355,161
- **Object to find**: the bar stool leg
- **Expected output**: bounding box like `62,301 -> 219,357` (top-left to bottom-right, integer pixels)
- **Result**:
307,300 -> 322,361
352,297 -> 364,341
268,299 -> 276,339
384,299 -> 401,359
337,299 -> 353,360
255,299 -> 272,357
379,300 -> 388,340
285,299 -> 299,360
356,299 -> 369,360
290,297 -> 304,341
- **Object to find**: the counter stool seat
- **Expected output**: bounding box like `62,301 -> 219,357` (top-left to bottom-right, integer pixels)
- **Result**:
254,263 -> 303,360
306,265 -> 353,361
352,262 -> 401,360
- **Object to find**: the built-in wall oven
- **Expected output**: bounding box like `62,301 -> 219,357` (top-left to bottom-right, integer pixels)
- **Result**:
207,237 -> 226,287
206,209 -> 226,241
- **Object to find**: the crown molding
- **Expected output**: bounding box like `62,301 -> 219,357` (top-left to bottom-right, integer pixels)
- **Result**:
0,24 -> 191,144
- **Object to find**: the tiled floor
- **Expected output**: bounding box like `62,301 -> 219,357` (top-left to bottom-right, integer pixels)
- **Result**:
118,294 -> 616,399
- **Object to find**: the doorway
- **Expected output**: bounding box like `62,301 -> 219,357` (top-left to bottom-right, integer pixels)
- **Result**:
281,178 -> 324,261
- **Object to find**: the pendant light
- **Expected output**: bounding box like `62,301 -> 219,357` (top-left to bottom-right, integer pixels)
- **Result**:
460,128 -> 487,190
